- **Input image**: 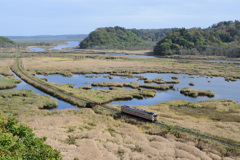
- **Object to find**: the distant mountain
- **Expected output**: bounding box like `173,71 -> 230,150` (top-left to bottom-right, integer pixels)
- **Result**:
153,20 -> 240,57
0,36 -> 15,47
7,34 -> 88,41
79,26 -> 173,50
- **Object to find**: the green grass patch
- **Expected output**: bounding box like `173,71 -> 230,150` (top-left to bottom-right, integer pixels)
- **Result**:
0,77 -> 21,90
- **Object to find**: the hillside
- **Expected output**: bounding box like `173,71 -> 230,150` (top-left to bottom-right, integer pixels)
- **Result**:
0,36 -> 15,47
153,20 -> 240,57
79,27 -> 172,50
130,28 -> 173,42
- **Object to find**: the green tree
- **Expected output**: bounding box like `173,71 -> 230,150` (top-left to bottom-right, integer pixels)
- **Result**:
0,112 -> 62,159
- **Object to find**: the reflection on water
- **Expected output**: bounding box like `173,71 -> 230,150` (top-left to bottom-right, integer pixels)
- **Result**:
35,73 -> 240,106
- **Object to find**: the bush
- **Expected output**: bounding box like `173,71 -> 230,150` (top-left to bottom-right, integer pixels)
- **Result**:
0,112 -> 62,159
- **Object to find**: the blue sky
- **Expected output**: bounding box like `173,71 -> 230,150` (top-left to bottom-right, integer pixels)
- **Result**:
1,0 -> 239,36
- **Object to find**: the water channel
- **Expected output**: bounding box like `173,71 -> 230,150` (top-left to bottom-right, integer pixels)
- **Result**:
9,72 -> 78,110
35,73 -> 240,106
18,42 -> 240,109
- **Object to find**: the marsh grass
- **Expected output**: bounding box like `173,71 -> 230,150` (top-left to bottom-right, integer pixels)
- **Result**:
53,82 -> 156,104
92,81 -> 173,90
144,78 -> 180,84
169,100 -> 240,122
180,87 -> 215,97
0,77 -> 21,89
0,89 -> 58,116
21,55 -> 240,80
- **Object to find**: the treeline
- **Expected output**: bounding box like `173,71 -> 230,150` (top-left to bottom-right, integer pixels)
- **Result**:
130,28 -> 173,42
153,20 -> 240,57
0,36 -> 15,47
16,41 -> 52,48
79,26 -> 172,50
7,34 -> 88,40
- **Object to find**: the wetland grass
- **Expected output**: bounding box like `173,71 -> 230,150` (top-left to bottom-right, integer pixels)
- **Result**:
180,87 -> 215,97
21,55 -> 240,80
0,89 -> 58,116
92,82 -> 174,90
0,77 -> 21,89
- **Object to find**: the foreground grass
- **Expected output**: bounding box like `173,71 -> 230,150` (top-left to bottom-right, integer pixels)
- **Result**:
20,106 -> 240,160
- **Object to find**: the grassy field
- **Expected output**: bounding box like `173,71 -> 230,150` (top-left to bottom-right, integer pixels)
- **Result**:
14,103 -> 240,160
128,99 -> 240,142
0,58 -> 14,76
0,77 -> 21,89
0,89 -> 57,117
21,54 -> 240,80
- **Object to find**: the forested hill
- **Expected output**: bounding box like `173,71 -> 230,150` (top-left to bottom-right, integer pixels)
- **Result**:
130,28 -> 173,42
0,36 -> 15,47
153,20 -> 240,57
79,26 -> 172,50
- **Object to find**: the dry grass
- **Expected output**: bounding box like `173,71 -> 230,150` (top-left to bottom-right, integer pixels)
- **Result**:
132,99 -> 240,142
18,108 -> 239,160
69,49 -> 152,55
22,55 -> 240,79
0,58 -> 13,76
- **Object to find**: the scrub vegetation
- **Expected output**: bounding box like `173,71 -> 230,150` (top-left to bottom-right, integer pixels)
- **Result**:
0,112 -> 62,159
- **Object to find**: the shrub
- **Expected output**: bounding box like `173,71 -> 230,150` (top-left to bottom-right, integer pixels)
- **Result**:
0,112 -> 62,159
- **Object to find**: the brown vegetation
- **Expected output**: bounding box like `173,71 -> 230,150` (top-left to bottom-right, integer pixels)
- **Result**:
19,106 -> 240,160
21,54 -> 240,80
134,99 -> 240,142
92,81 -> 173,90
180,87 -> 215,97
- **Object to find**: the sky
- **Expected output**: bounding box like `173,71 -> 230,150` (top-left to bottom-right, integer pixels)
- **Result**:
1,0 -> 240,36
